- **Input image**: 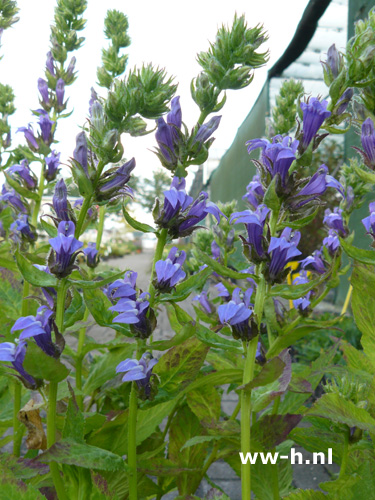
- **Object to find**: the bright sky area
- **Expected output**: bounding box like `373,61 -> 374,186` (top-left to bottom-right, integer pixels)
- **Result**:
1,0 -> 311,181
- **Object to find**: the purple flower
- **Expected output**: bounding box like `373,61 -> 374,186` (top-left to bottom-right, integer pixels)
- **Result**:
0,341 -> 39,389
110,292 -> 156,339
246,135 -> 298,188
38,78 -> 50,106
242,174 -> 264,209
215,283 -> 230,299
45,151 -> 61,181
89,87 -> 98,116
37,110 -> 54,145
17,124 -> 39,150
301,248 -> 326,274
218,287 -> 256,341
0,185 -> 28,213
300,97 -> 331,149
155,97 -> 182,165
193,291 -> 214,314
256,341 -> 266,364
83,242 -> 99,268
362,201 -> 375,239
53,179 -> 71,221
46,51 -> 55,76
116,352 -> 158,399
323,207 -> 347,237
361,118 -> 375,168
155,247 -> 186,292
230,204 -> 270,262
12,306 -> 59,358
192,116 -> 221,147
211,240 -> 221,261
323,230 -> 341,255
336,88 -> 353,115
48,221 -> 83,278
96,158 -> 135,201
288,165 -> 344,209
56,78 -> 65,108
66,56 -> 76,78
267,228 -> 301,283
34,264 -> 57,309
7,160 -> 37,190
292,271 -> 312,313
325,44 -> 340,78
73,131 -> 88,176
104,271 -> 138,302
155,177 -> 223,238
10,215 -> 37,243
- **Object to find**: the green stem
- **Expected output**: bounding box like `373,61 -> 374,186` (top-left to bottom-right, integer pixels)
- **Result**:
241,337 -> 259,500
339,428 -> 350,479
31,169 -> 45,227
148,228 -> 168,306
128,380 -> 138,500
21,280 -> 30,316
198,110 -> 209,125
74,196 -> 93,238
76,308 -> 90,411
96,205 -> 106,250
13,381 -> 22,457
254,272 -> 266,327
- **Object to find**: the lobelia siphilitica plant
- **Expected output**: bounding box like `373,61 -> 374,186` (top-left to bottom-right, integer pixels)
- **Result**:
2,3 -> 375,500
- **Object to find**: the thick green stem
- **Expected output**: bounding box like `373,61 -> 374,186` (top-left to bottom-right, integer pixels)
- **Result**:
31,169 -> 45,227
254,272 -> 266,327
148,228 -> 168,306
198,110 -> 209,125
96,205 -> 106,250
128,379 -> 138,500
13,381 -> 22,457
339,429 -> 350,480
74,196 -> 93,238
21,280 -> 30,316
76,308 -> 90,410
241,337 -> 259,499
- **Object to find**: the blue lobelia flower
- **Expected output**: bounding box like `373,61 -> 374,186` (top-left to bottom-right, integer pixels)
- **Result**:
360,118 -> 375,169
10,215 -> 37,244
0,340 -> 40,389
116,352 -> 158,400
300,97 -> 331,149
36,109 -> 55,145
242,174 -> 265,209
154,247 -> 186,292
218,287 -> 257,341
336,88 -> 353,116
323,230 -> 341,256
215,283 -> 230,300
46,51 -> 56,77
17,124 -> 39,150
323,207 -> 347,237
96,158 -> 135,202
34,264 -> 57,310
12,306 -> 60,358
110,292 -> 156,339
292,271 -> 312,313
44,151 -> 61,182
48,221 -> 83,278
230,204 -> 270,263
362,201 -> 375,240
192,116 -> 221,148
73,131 -> 89,176
301,248 -> 326,274
83,242 -> 99,268
266,228 -> 301,283
0,185 -> 28,213
104,271 -> 138,302
56,78 -> 65,108
53,179 -> 72,222
38,78 -> 50,107
7,160 -> 37,190
246,135 -> 298,189
154,177 -> 223,238
211,240 -> 221,261
193,291 -> 214,314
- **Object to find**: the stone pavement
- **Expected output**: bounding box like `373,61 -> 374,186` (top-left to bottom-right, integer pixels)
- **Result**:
92,251 -> 339,499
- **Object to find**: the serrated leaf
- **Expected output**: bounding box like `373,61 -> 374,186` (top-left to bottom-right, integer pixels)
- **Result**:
187,384 -> 221,424
40,219 -> 57,237
64,288 -> 85,329
15,250 -> 57,287
122,206 -> 155,233
195,324 -> 242,352
23,343 -> 69,382
159,266 -> 211,303
63,395 -> 85,443
270,275 -> 322,299
69,269 -> 125,289
263,176 -> 280,211
340,238 -> 375,265
197,250 -> 258,281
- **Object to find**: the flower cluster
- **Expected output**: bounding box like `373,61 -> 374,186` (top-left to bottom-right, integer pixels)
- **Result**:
154,247 -> 186,292
116,352 -> 158,400
218,288 -> 257,341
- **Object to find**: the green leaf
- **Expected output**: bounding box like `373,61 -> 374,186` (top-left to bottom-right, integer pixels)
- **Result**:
122,205 -> 155,233
23,343 -> 70,383
263,176 -> 280,211
153,337 -> 209,397
251,414 -> 302,450
195,324 -> 242,352
15,250 -> 57,287
340,237 -> 375,265
149,322 -> 195,351
36,438 -> 126,471
63,394 -> 85,443
0,481 -> 45,500
64,288 -> 85,329
283,490 -> 331,500
159,266 -> 212,303
0,257 -> 18,272
70,269 -> 125,289
186,384 -> 221,424
83,344 -> 134,394
354,163 -> 375,184
270,275 -> 323,299
308,392 -> 375,434
279,208 -> 319,230
4,172 -> 40,201
196,250 -> 258,281
240,356 -> 286,392
40,219 -> 57,238
180,435 -> 223,451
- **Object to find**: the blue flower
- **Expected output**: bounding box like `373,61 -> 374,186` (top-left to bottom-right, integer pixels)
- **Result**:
34,265 -> 57,309
362,201 -> 375,239
84,242 -> 99,268
45,151 -> 61,182
73,131 -> 89,176
267,228 -> 301,283
211,240 -> 221,261
56,78 -> 65,108
46,51 -> 55,77
192,116 -> 221,148
7,160 -> 37,190
104,271 -> 138,302
193,291 -> 214,314
218,288 -> 256,341
242,174 -> 264,209
48,221 -> 83,278
300,97 -> 331,149
110,292 -> 156,339
323,230 -> 341,256
155,177 -> 223,237
38,78 -> 50,107
292,271 -> 312,313
215,283 -> 230,299
0,185 -> 28,213
17,124 -> 39,150
323,207 -> 347,237
116,352 -> 158,400
361,118 -> 375,168
10,215 -> 37,244
0,341 -> 39,389
11,306 -> 59,358
230,204 -> 270,262
301,248 -> 326,274
155,247 -> 186,292
36,109 -> 55,145
53,179 -> 72,221
96,158 -> 135,202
